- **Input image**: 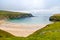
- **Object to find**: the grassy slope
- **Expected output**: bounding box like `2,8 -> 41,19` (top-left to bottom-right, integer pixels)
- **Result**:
27,22 -> 60,40
49,14 -> 60,21
0,29 -> 14,38
0,22 -> 60,40
0,10 -> 33,19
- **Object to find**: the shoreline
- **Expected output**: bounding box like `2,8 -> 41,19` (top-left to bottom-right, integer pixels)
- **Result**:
0,20 -> 48,37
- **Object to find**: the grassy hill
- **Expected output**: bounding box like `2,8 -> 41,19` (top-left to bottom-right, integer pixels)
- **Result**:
49,14 -> 60,21
0,29 -> 14,38
0,10 -> 33,20
0,22 -> 60,40
27,22 -> 60,40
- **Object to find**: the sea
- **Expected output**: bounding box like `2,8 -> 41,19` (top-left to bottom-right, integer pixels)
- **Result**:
8,13 -> 53,24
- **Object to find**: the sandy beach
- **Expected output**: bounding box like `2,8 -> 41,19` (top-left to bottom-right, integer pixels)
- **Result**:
0,20 -> 47,37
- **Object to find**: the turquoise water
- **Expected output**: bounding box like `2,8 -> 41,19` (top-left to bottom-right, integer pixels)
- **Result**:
8,13 -> 53,24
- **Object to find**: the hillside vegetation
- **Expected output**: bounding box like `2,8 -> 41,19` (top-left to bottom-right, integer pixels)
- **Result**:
27,22 -> 60,40
49,14 -> 60,21
0,29 -> 14,38
0,10 -> 33,20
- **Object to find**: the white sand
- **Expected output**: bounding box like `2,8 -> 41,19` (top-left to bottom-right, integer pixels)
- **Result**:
0,20 -> 47,37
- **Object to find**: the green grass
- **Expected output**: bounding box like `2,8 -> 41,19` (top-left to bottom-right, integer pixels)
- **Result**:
0,22 -> 60,40
28,22 -> 60,40
49,14 -> 60,21
0,10 -> 33,19
0,29 -> 14,38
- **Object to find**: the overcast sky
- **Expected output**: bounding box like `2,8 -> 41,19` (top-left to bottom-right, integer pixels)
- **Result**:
0,0 -> 60,11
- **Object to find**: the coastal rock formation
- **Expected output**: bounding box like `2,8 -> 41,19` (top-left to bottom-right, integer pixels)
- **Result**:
49,14 -> 60,22
0,10 -> 33,20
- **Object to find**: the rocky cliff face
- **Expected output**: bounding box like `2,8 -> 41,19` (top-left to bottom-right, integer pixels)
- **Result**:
0,10 -> 33,20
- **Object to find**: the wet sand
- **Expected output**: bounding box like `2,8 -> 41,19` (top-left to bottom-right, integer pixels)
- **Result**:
0,20 -> 47,37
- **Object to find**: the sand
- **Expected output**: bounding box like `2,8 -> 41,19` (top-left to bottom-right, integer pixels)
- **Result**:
0,20 -> 47,37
